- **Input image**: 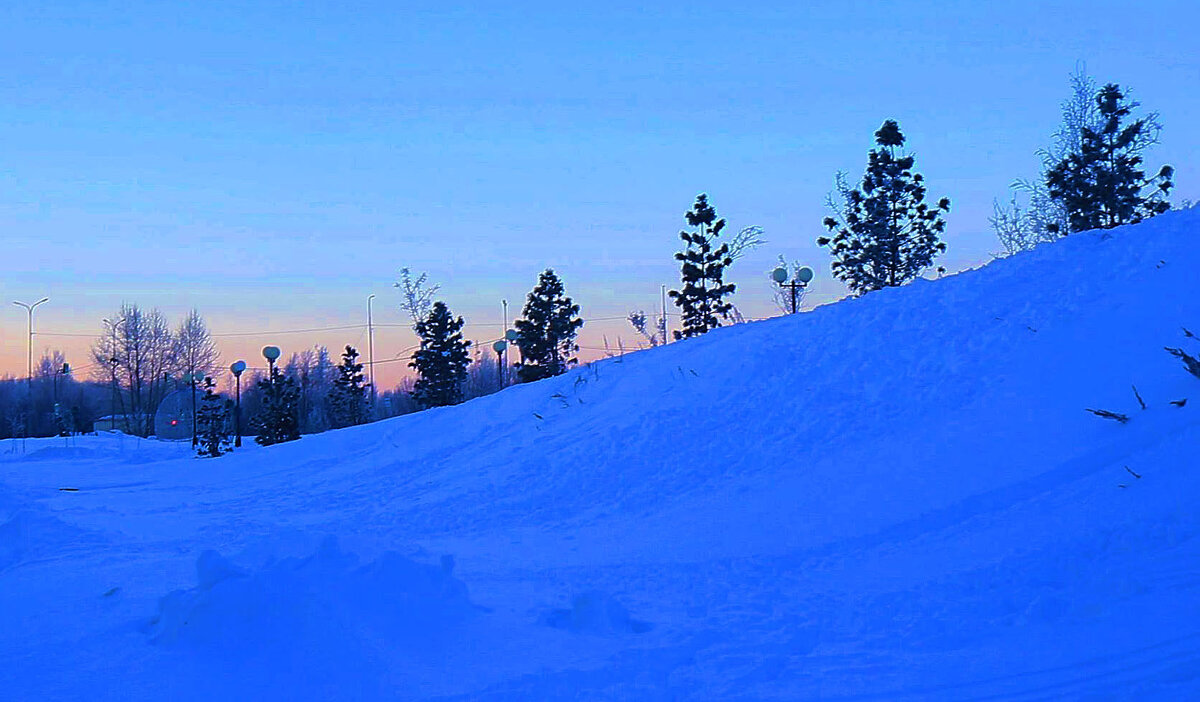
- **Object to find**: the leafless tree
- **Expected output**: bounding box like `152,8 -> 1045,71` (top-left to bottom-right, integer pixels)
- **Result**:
991,66 -> 1165,254
394,267 -> 440,328
91,304 -> 176,436
284,345 -> 335,433
173,309 -> 221,380
726,225 -> 767,261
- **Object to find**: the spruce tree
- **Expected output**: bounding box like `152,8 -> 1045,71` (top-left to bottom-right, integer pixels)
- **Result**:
668,194 -> 736,340
514,269 -> 583,383
1046,83 -> 1174,234
328,345 -> 369,428
819,120 -> 950,295
195,377 -> 233,457
410,302 -> 471,408
254,365 -> 300,446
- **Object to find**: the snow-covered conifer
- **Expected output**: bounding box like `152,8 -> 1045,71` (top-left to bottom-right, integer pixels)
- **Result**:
254,365 -> 300,446
195,377 -> 233,457
514,270 -> 583,382
328,345 -> 369,427
669,194 -> 736,339
1046,83 -> 1174,234
410,302 -> 471,407
819,120 -> 950,295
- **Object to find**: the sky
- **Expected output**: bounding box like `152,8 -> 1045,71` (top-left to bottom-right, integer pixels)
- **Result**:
1,0 -> 1197,388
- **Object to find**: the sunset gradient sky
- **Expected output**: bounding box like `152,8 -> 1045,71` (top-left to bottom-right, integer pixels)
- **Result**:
2,1 -> 1197,388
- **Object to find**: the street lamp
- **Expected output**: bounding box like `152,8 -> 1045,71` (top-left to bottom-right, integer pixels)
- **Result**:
51,362 -> 71,439
492,339 -> 507,388
262,345 -> 281,372
501,329 -> 519,387
12,297 -> 49,395
53,363 -> 70,405
771,265 -> 814,314
230,360 -> 247,447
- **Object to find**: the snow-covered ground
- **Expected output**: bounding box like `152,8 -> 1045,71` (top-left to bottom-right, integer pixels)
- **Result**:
3,210 -> 1200,700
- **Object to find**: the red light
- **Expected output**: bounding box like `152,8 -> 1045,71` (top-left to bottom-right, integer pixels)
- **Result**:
170,420 -> 178,426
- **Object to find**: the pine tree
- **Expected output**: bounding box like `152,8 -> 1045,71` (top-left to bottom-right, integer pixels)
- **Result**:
328,345 -> 369,427
410,302 -> 472,407
819,120 -> 950,295
1046,83 -> 1174,234
514,269 -> 583,383
254,365 -> 300,446
668,194 -> 736,340
195,377 -> 233,457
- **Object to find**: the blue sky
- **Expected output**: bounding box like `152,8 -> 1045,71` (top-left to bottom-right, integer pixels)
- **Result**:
1,1 -> 1197,385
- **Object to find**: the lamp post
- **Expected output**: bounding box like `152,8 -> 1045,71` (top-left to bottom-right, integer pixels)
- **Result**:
52,362 -> 70,440
53,363 -> 69,405
261,347 -> 281,440
502,329 -> 518,386
771,266 -> 814,314
492,339 -> 506,388
230,360 -> 246,447
263,345 -> 281,373
12,297 -> 49,395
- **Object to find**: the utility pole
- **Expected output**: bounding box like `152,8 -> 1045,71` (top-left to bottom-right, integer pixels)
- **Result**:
367,294 -> 376,408
501,299 -> 509,383
103,317 -> 120,432
660,285 -> 668,343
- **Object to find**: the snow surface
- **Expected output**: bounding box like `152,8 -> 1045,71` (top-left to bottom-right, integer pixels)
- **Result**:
3,211 -> 1200,699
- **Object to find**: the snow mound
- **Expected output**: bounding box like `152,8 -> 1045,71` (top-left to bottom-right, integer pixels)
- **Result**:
20,446 -> 103,462
543,591 -> 652,635
0,508 -> 92,572
147,537 -> 475,649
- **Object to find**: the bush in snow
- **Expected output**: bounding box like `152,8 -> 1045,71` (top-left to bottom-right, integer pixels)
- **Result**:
1166,328 -> 1200,381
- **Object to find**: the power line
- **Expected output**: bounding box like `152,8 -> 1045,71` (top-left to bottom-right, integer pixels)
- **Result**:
211,324 -> 366,337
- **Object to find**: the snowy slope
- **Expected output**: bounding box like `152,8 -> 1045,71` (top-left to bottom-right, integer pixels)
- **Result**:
2,210 -> 1200,700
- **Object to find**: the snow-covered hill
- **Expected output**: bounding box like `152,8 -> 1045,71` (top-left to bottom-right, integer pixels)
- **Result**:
3,210 -> 1200,700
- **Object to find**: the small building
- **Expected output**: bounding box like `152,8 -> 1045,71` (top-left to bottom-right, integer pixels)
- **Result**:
93,415 -> 128,432
153,389 -> 195,441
